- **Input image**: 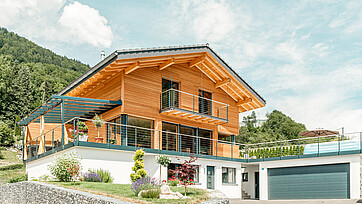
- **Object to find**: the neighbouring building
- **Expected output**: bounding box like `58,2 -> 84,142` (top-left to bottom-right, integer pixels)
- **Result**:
19,45 -> 362,200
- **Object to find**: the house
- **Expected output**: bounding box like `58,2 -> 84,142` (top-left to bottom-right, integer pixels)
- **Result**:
19,44 -> 266,199
19,45 -> 362,200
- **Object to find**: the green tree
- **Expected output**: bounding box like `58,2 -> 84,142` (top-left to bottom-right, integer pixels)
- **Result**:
0,121 -> 15,146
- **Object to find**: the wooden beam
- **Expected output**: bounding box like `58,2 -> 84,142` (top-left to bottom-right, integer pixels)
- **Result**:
237,98 -> 252,106
215,78 -> 231,88
195,64 -> 216,83
189,56 -> 205,67
205,55 -> 228,78
125,61 -> 140,74
159,58 -> 175,70
202,62 -> 222,81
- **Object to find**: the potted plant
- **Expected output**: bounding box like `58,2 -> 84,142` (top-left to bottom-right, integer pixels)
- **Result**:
109,138 -> 117,145
93,114 -> 104,143
68,122 -> 89,142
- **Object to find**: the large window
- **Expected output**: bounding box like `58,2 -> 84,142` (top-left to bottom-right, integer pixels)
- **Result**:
162,78 -> 179,109
222,167 -> 236,184
167,163 -> 200,183
127,116 -> 154,148
199,90 -> 212,115
199,129 -> 212,155
107,117 -> 121,144
162,122 -> 177,151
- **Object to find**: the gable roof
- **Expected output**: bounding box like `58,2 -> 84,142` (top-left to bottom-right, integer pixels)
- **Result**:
58,44 -> 266,111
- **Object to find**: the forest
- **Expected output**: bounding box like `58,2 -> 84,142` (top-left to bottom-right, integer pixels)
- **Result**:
0,28 -> 89,145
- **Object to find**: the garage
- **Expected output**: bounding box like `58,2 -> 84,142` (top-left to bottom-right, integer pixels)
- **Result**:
268,163 -> 350,200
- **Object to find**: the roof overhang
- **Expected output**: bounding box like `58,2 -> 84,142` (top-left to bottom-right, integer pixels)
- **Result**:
57,44 -> 266,112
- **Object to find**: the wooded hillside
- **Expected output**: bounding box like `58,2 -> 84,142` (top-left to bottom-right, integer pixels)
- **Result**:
0,27 -> 89,128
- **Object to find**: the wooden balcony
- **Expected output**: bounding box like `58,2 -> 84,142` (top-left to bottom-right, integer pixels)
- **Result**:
160,89 -> 229,125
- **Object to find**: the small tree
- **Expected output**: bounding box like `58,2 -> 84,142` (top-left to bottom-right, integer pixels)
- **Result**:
171,154 -> 198,196
130,149 -> 147,182
0,122 -> 15,146
48,152 -> 82,183
93,114 -> 104,138
156,155 -> 171,181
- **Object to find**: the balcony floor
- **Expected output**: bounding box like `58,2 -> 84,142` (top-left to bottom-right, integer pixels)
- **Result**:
160,107 -> 228,124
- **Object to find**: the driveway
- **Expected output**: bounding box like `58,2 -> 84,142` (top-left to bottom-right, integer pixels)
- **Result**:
229,199 -> 359,204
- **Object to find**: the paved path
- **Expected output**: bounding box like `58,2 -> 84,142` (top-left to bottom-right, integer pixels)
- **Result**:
230,199 -> 359,204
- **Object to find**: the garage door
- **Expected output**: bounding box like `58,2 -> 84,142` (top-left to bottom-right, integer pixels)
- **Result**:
268,163 -> 350,200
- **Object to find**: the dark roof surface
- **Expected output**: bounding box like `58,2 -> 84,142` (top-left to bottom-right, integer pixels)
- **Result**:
57,44 -> 266,105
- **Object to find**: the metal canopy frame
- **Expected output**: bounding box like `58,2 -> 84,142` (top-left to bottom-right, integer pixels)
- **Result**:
18,95 -> 122,125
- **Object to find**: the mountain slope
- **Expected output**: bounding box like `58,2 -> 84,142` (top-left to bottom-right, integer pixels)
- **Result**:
0,27 -> 90,127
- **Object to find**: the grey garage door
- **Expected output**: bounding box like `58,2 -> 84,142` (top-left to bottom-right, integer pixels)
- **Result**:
268,163 -> 350,200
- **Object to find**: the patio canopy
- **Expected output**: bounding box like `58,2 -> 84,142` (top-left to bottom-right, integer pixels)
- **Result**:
299,129 -> 339,137
18,95 -> 122,125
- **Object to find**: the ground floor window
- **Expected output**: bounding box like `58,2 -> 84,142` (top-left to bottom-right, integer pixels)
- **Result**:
167,163 -> 200,183
222,167 -> 236,184
127,116 -> 154,148
161,121 -> 213,155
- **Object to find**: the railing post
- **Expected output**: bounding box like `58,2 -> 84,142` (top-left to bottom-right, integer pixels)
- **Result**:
226,106 -> 229,121
298,139 -> 300,158
52,130 -> 54,153
246,145 -> 249,162
215,140 -> 217,158
43,135 -> 46,157
135,128 -> 137,148
168,90 -> 171,108
107,123 -> 110,148
318,136 -> 320,157
338,135 -> 340,155
35,140 -> 38,159
29,143 -> 32,161
158,130 -> 161,152
76,118 -> 79,146
193,95 -> 195,113
61,99 -> 65,150
231,142 -> 233,159
263,143 -> 265,161
279,142 -> 282,160
73,119 -> 76,145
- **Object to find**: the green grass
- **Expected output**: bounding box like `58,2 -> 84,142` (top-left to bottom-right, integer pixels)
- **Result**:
50,182 -> 209,204
0,148 -> 26,185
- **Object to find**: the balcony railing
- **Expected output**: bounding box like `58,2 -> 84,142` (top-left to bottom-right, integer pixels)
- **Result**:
160,89 -> 229,123
24,117 -> 238,162
23,117 -> 362,163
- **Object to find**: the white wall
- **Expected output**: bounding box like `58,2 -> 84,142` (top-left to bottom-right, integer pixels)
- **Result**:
27,147 -> 242,198
241,164 -> 259,199
258,154 -> 361,200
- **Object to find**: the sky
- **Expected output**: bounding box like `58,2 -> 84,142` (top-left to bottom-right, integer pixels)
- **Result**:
1,0 -> 362,133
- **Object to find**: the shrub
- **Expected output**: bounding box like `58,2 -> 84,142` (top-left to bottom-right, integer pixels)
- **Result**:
131,176 -> 160,196
89,168 -> 114,183
48,152 -> 82,182
8,173 -> 28,183
130,149 -> 147,182
140,188 -> 161,198
0,164 -> 24,171
82,172 -> 101,182
0,122 -> 15,146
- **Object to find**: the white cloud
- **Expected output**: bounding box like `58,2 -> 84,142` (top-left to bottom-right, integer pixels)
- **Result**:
0,0 -> 113,48
59,1 -> 113,47
161,0 -> 238,43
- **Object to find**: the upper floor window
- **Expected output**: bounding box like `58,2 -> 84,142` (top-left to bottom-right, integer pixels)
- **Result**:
162,78 -> 179,109
199,90 -> 212,115
222,167 -> 236,184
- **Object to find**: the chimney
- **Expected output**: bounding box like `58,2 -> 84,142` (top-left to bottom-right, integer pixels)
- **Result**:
101,50 -> 105,60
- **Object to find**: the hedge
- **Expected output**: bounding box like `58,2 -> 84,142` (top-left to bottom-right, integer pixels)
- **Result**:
240,145 -> 305,159
0,163 -> 24,171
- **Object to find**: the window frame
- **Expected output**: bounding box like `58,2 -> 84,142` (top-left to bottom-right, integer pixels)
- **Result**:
242,172 -> 248,182
222,167 -> 236,184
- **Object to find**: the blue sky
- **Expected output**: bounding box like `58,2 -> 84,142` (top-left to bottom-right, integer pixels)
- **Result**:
1,0 -> 362,132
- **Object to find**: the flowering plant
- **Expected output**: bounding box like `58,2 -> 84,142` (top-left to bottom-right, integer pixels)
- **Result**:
131,176 -> 160,196
48,152 -> 82,183
170,154 -> 198,196
168,176 -> 179,186
82,172 -> 102,182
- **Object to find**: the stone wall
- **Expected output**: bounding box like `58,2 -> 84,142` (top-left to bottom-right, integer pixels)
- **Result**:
0,181 -> 132,204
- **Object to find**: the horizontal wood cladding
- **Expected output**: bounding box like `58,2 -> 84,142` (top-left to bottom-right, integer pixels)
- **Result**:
123,63 -> 239,135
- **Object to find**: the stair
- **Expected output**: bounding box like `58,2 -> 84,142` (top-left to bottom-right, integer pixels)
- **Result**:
242,190 -> 251,199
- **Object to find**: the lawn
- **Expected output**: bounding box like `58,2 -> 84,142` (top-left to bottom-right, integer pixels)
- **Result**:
49,182 -> 209,204
0,148 -> 26,185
